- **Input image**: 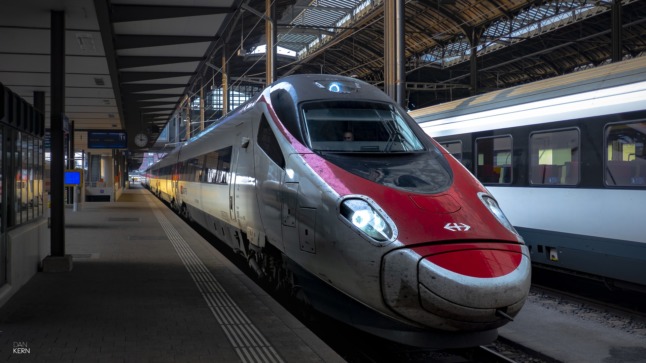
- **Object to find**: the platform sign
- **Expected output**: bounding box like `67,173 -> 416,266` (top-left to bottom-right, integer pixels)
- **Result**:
64,169 -> 83,186
87,130 -> 127,149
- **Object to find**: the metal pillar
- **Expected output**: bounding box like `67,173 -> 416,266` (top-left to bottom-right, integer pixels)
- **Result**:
50,10 -> 65,256
384,0 -> 406,107
469,28 -> 481,96
222,50 -> 229,116
611,0 -> 623,62
185,98 -> 191,140
67,121 -> 74,204
199,84 -> 205,132
44,10 -> 72,271
265,0 -> 275,86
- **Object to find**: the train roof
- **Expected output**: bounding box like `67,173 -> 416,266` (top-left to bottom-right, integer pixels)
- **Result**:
409,56 -> 646,124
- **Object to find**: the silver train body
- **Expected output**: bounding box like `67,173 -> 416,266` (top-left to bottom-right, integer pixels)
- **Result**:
144,74 -> 531,348
411,56 -> 646,290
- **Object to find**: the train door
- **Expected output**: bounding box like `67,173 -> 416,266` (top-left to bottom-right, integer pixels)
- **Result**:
255,114 -> 287,250
281,179 -> 299,255
229,121 -> 256,236
228,148 -> 238,222
171,162 -> 179,210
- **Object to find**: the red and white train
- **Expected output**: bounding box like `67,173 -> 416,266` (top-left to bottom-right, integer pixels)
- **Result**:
143,74 -> 531,348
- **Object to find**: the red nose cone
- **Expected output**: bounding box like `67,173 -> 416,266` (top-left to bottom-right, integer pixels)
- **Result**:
421,244 -> 523,278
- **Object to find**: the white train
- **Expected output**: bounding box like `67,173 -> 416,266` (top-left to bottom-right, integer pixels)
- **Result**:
410,56 -> 646,290
143,74 -> 531,348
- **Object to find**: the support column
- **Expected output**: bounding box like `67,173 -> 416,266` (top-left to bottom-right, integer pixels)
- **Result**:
384,0 -> 406,107
199,84 -> 205,132
44,10 -> 72,272
265,0 -> 275,86
172,116 -> 178,143
185,98 -> 191,140
611,0 -> 623,62
469,28 -> 481,96
67,121 -> 74,204
222,50 -> 229,116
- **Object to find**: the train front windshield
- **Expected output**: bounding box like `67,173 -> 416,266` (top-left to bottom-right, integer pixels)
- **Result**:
301,100 -> 451,193
302,101 -> 425,153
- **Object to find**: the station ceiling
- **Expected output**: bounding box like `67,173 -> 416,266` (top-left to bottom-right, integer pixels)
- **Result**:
1,0 -> 645,169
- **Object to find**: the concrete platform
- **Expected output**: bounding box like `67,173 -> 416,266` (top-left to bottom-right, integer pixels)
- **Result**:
499,293 -> 646,363
0,185 -> 345,362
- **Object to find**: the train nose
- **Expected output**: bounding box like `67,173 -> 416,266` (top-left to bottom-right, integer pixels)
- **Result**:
382,243 -> 531,331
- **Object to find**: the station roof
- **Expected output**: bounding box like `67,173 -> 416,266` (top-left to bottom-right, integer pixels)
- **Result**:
1,0 -> 645,168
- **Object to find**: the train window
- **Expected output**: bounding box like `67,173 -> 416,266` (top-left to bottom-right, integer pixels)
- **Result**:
204,147 -> 232,184
258,115 -> 285,168
204,152 -> 219,183
302,101 -> 424,153
529,129 -> 580,186
439,140 -> 462,161
269,89 -> 302,145
185,156 -> 204,183
475,136 -> 512,184
605,121 -> 646,187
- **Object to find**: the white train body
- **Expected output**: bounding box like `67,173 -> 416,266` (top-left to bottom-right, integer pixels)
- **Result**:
411,56 -> 646,289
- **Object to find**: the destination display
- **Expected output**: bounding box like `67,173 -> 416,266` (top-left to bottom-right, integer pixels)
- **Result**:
87,130 -> 127,149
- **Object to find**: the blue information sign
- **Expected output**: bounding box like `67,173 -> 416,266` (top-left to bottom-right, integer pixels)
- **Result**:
87,130 -> 127,149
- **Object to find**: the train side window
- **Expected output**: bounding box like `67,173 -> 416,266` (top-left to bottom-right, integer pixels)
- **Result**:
605,121 -> 646,187
475,136 -> 512,184
186,156 -> 204,183
270,89 -> 303,145
204,151 -> 220,184
529,128 -> 580,186
439,140 -> 462,161
258,115 -> 285,168
204,147 -> 232,184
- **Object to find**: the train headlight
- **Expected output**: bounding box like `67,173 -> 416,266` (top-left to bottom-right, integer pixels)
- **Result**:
478,193 -> 519,236
314,80 -> 359,94
340,197 -> 396,244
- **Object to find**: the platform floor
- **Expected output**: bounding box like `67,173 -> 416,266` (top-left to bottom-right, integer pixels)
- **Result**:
0,185 -> 345,363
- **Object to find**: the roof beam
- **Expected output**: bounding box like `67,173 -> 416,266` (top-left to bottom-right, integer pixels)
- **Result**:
118,56 -> 204,68
115,35 -> 215,49
111,5 -> 235,23
128,93 -> 184,101
293,5 -> 353,12
133,102 -> 177,108
278,25 -> 335,36
93,0 -> 126,129
417,0 -> 469,36
120,84 -> 188,93
120,71 -> 194,83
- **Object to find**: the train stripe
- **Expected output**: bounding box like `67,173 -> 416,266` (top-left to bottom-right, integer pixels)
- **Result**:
150,199 -> 284,363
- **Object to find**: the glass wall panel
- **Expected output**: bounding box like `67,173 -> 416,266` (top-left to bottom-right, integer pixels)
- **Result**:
13,132 -> 22,225
27,135 -> 34,220
35,139 -> 43,217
